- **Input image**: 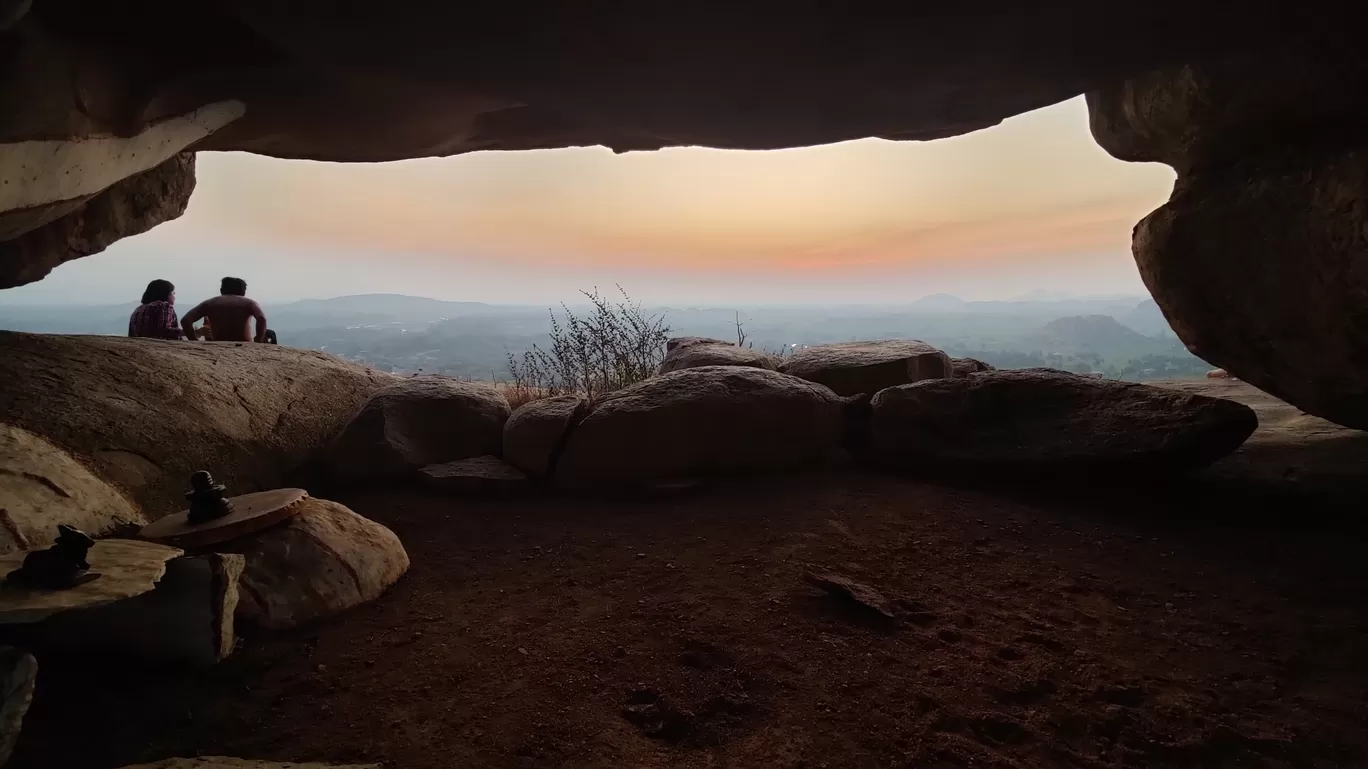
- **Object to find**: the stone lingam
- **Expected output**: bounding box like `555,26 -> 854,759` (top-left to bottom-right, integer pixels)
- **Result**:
139,471 -> 309,550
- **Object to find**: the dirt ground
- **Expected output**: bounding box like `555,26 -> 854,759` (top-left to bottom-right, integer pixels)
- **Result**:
10,466 -> 1368,769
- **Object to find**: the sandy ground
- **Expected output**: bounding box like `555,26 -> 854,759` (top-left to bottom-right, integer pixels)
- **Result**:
9,460 -> 1368,768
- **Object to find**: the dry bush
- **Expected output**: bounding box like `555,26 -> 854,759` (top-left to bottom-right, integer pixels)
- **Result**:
499,382 -> 550,410
506,286 -> 671,404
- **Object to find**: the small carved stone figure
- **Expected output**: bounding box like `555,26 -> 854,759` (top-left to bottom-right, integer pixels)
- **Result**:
5,524 -> 100,589
185,470 -> 234,525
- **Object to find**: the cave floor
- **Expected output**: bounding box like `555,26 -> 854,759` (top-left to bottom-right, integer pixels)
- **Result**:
11,469 -> 1368,769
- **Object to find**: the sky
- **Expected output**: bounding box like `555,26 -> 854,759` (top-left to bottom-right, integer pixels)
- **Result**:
1,96 -> 1176,307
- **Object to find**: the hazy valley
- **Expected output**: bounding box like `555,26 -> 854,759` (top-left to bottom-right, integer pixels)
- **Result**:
0,291 -> 1212,381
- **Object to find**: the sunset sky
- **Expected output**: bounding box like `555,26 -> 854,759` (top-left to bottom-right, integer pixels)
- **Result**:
2,96 -> 1176,306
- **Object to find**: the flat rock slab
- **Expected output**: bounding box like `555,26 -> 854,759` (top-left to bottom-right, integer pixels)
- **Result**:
658,343 -> 782,374
0,539 -> 182,623
420,455 -> 529,493
1155,379 -> 1368,503
781,340 -> 952,397
1,646 -> 37,766
139,488 -> 309,549
116,755 -> 380,760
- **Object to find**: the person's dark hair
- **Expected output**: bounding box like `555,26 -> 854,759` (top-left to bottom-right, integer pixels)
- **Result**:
220,277 -> 248,296
141,279 -> 174,304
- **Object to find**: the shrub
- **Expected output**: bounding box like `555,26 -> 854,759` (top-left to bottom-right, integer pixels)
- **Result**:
507,286 -> 671,404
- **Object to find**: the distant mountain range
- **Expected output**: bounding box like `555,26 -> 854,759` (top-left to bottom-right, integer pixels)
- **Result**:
0,291 -> 1176,340
0,290 -> 1203,380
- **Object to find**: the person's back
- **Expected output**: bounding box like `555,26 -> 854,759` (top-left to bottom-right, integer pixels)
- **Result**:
181,277 -> 268,343
128,279 -> 183,340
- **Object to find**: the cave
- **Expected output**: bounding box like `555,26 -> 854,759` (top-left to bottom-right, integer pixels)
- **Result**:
3,1 -> 1364,428
4,4 -> 1368,767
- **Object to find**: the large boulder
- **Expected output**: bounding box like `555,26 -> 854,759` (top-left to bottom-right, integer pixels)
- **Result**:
0,332 -> 393,518
554,366 -> 847,488
1087,38 -> 1368,429
780,340 -> 952,396
502,395 -> 588,478
658,343 -> 782,374
214,498 -> 409,630
0,423 -> 144,555
326,376 -> 510,483
868,369 -> 1258,474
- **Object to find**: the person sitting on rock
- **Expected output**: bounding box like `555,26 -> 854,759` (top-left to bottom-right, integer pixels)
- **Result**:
128,279 -> 184,339
180,277 -> 269,343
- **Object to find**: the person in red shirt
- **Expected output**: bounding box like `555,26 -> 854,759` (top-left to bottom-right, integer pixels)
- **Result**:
127,279 -> 184,340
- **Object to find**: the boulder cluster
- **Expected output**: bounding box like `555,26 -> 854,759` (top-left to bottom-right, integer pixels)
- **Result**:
0,331 -> 1265,766
323,337 -> 1259,491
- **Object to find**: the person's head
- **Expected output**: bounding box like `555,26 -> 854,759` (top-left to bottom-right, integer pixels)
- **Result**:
141,279 -> 175,305
220,277 -> 248,296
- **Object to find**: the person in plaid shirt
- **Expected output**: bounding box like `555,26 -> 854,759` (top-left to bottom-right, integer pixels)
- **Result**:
127,279 -> 184,340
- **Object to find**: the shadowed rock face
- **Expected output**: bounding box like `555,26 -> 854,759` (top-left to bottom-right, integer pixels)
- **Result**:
1089,30 -> 1368,429
1,2 -> 1366,428
0,0 -> 1346,284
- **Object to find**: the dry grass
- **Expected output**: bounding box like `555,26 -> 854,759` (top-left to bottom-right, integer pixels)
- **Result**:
506,286 -> 670,404
497,382 -> 551,410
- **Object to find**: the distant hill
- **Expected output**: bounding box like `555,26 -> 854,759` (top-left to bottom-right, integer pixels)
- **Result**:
911,293 -> 968,311
281,294 -> 493,316
1037,314 -> 1156,354
1118,299 -> 1173,337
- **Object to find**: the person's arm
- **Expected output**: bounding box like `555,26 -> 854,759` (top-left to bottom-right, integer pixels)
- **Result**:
160,305 -> 184,340
180,302 -> 206,340
250,300 -> 268,344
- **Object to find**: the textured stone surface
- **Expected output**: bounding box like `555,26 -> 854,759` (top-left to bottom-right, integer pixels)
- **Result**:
658,343 -> 782,374
0,332 -> 393,518
950,358 -> 997,378
1156,379 -> 1368,503
502,395 -> 588,478
868,369 -> 1257,474
0,646 -> 36,767
781,340 -> 952,397
215,498 -> 409,630
0,154 -> 198,288
0,1 -> 1341,277
327,376 -> 510,483
0,539 -> 183,624
420,455 -> 529,493
1088,38 -> 1368,430
1088,35 -> 1368,173
1128,148 -> 1368,429
33,552 -> 244,665
665,337 -> 731,352
555,366 -> 846,488
0,423 -> 145,555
